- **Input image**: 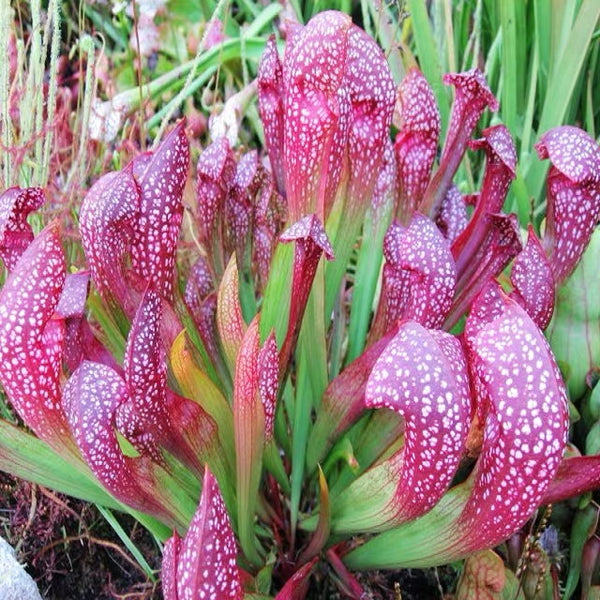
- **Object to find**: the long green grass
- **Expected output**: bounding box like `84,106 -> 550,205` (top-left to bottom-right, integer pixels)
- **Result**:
385,0 -> 600,221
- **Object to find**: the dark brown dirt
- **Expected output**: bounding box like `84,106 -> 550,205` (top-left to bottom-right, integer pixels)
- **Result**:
301,559 -> 457,599
354,565 -> 457,600
0,471 -> 460,599
0,472 -> 162,600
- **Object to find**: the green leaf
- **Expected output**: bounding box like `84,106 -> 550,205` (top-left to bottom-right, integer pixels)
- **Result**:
589,587 -> 600,600
406,0 -> 450,136
147,67 -> 217,131
169,332 -> 236,472
526,0 -> 600,205
86,289 -> 127,361
589,380 -> 600,420
547,229 -> 600,401
254,558 -> 275,595
167,0 -> 207,22
259,242 -> 294,346
563,503 -> 599,600
244,3 -> 283,38
329,409 -> 403,497
290,264 -> 328,535
501,570 -> 526,600
343,487 -> 468,570
346,201 -> 392,364
324,202 -> 363,321
454,550 -> 506,600
499,1 -> 519,138
110,37 -> 268,127
217,255 -> 247,373
587,421 -> 600,456
363,0 -> 405,82
0,419 -> 120,509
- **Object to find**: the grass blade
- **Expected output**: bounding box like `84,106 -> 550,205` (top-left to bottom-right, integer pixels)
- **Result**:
406,0 -> 449,135
527,0 -> 600,206
499,1 -> 518,138
96,505 -> 158,581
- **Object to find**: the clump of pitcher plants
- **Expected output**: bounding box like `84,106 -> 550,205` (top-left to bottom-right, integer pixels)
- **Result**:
1,10 -> 600,598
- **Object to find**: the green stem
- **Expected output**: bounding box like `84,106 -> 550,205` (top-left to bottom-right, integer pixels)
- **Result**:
290,262 -> 328,540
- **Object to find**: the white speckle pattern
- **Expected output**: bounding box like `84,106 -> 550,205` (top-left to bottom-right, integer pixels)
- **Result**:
81,123 -> 189,312
185,277 -> 221,367
225,151 -> 263,261
80,166 -> 140,312
184,257 -> 215,348
56,271 -> 89,319
370,139 -> 397,222
436,184 -> 467,242
0,187 -> 46,271
535,126 -> 600,283
283,11 -> 352,221
161,534 -> 180,600
452,213 -> 522,312
469,124 -> 517,176
0,225 -> 68,444
116,287 -> 170,461
232,317 -> 270,442
176,468 -> 242,600
323,84 -> 351,220
366,321 -> 471,522
258,36 -> 286,195
62,288 -> 218,519
276,10 -> 395,223
196,138 -> 236,248
395,68 -> 440,214
253,173 -> 286,289
55,271 -> 91,373
130,123 -> 190,301
451,125 -> 517,282
536,125 -> 600,185
441,69 -> 499,166
380,213 -> 456,330
460,284 -> 569,550
321,328 -> 397,440
185,257 -> 214,309
280,213 -> 334,259
280,215 -> 335,343
510,227 -> 555,329
422,69 -> 498,214
258,332 -> 278,441
63,360 -> 171,521
343,24 -> 395,215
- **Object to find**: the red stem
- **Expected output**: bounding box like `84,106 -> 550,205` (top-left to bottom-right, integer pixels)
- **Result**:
326,548 -> 366,599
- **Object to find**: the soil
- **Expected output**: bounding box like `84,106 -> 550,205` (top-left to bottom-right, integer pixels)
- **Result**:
0,472 -> 162,600
0,472 -> 456,599
357,567 -> 456,599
